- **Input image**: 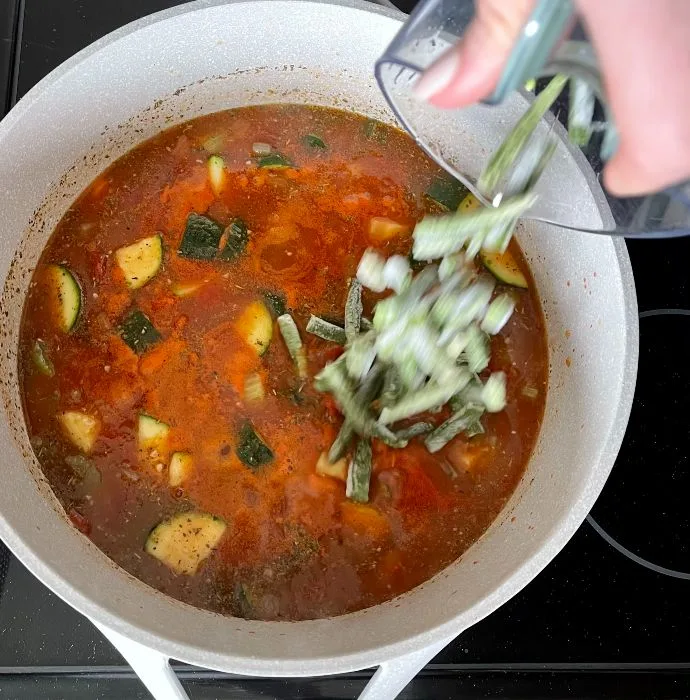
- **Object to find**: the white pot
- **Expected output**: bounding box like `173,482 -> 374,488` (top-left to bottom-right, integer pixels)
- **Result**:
0,1 -> 637,697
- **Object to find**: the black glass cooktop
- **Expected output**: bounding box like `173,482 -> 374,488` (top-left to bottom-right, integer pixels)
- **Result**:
1,1 -> 689,698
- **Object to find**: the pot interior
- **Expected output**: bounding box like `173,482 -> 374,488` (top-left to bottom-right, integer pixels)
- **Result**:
0,0 -> 637,676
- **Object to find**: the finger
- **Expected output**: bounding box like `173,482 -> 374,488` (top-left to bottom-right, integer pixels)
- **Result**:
577,0 -> 690,195
414,0 -> 535,108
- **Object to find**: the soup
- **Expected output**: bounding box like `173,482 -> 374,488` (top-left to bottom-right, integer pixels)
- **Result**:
19,105 -> 547,621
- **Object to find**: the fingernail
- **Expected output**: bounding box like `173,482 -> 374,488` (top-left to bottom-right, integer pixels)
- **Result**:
413,49 -> 461,102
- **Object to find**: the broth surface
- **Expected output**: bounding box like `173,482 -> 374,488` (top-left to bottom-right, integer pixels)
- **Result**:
19,105 -> 547,620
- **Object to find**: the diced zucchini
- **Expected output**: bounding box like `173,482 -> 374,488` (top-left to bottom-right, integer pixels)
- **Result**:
425,175 -> 470,211
243,373 -> 265,402
363,119 -> 388,144
115,234 -> 163,290
45,264 -> 81,332
119,309 -> 162,354
252,142 -> 273,156
201,134 -> 224,153
32,340 -> 54,377
218,218 -> 248,261
178,213 -> 223,260
458,193 -> 482,213
480,249 -> 528,288
316,451 -> 347,481
138,414 -> 170,450
207,155 -> 226,196
58,411 -> 100,453
262,289 -> 287,318
236,422 -> 273,471
65,454 -> 102,492
171,281 -> 203,297
303,133 -> 326,150
145,511 -> 226,575
368,217 -> 409,243
235,300 -> 273,356
257,153 -> 292,169
169,451 -> 193,487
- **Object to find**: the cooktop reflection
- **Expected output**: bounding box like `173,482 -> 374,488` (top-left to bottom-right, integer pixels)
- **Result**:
0,1 -> 689,699
589,309 -> 690,578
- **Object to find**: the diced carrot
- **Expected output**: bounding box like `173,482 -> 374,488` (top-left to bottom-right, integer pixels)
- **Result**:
68,508 -> 91,535
379,548 -> 404,578
340,501 -> 390,540
368,217 -> 409,243
88,177 -> 110,202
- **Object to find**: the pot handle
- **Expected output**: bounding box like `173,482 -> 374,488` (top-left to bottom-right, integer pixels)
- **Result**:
357,637 -> 452,700
96,620 -> 453,700
94,621 -> 189,700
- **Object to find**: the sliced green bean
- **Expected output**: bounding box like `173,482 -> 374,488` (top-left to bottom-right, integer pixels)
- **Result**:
568,77 -> 595,147
395,422 -> 434,441
424,404 -> 485,453
412,193 -> 537,261
306,315 -> 346,345
346,439 -> 373,503
277,314 -> 307,379
478,74 -> 567,195
328,422 -> 355,463
378,371 -> 471,425
345,279 -> 363,344
380,366 -> 403,408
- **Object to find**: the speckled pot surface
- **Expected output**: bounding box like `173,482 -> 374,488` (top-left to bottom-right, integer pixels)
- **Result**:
0,0 -> 637,678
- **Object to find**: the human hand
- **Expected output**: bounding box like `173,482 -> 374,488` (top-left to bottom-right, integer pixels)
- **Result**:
413,0 -> 690,197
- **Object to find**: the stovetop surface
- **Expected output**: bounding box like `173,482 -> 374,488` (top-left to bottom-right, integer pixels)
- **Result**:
0,1 -> 689,698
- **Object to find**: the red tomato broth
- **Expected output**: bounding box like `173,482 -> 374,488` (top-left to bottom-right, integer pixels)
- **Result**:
19,105 -> 547,620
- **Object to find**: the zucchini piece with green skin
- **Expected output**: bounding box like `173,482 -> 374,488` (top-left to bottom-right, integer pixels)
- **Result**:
479,249 -> 528,288
262,290 -> 287,318
363,119 -> 388,144
138,414 -> 170,450
58,411 -> 100,453
115,234 -> 163,290
32,340 -> 54,377
236,423 -> 274,471
256,153 -> 292,169
178,213 -> 223,260
145,511 -> 226,575
45,264 -> 81,332
218,218 -> 248,261
425,175 -> 469,211
346,439 -> 372,503
119,310 -> 162,354
236,300 -> 273,356
207,154 -> 226,196
303,134 -> 326,150
169,451 -> 192,487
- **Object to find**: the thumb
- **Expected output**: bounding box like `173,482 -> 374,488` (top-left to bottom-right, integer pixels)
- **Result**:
414,0 -> 535,108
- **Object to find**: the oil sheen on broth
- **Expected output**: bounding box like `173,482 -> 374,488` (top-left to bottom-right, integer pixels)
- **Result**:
19,105 -> 547,621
